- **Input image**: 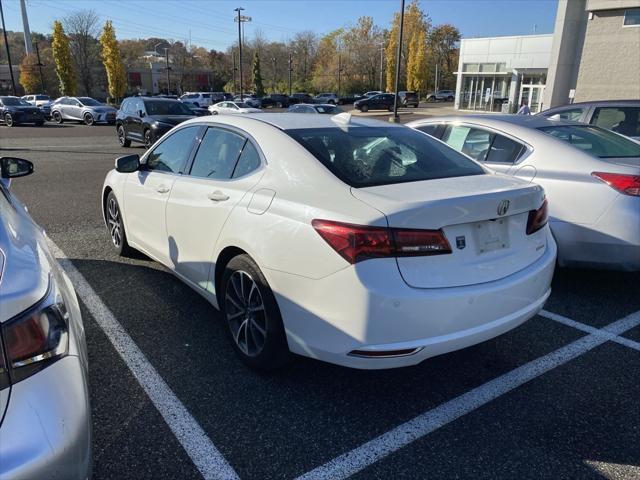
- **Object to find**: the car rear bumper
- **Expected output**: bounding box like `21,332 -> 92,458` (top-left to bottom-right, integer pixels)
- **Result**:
0,356 -> 92,480
266,229 -> 556,369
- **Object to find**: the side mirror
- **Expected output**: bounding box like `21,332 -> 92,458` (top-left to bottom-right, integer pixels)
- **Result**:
115,154 -> 140,173
1,157 -> 34,179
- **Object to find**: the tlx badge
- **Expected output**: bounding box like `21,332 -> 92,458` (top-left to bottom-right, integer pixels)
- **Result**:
456,236 -> 466,250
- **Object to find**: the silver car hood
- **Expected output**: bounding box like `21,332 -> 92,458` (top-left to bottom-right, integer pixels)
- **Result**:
0,194 -> 49,322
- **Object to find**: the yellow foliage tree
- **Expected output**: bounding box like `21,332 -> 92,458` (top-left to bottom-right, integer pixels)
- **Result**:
52,21 -> 77,96
19,53 -> 41,94
408,29 -> 427,94
99,21 -> 127,101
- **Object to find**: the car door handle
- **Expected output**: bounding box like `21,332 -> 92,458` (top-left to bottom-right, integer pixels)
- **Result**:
156,185 -> 170,194
207,190 -> 229,202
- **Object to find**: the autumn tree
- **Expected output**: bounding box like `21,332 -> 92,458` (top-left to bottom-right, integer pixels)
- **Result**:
429,24 -> 461,90
52,21 -> 77,96
99,21 -> 127,102
63,10 -> 100,96
252,52 -> 265,97
19,54 -> 41,94
407,29 -> 427,94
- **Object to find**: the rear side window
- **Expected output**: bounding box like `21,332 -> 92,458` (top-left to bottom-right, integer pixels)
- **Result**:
146,126 -> 199,173
486,134 -> 525,164
232,141 -> 261,178
591,107 -> 640,138
286,126 -> 484,188
415,124 -> 440,137
190,127 -> 245,179
442,125 -> 493,162
539,125 -> 640,158
544,108 -> 584,121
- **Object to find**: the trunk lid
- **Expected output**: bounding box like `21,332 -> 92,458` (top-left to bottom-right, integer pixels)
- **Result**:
352,173 -> 548,288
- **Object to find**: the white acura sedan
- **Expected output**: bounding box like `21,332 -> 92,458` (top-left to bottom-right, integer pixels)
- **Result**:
208,101 -> 262,115
101,113 -> 556,370
408,115 -> 640,271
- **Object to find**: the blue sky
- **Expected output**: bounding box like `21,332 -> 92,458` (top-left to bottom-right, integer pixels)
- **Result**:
1,0 -> 559,51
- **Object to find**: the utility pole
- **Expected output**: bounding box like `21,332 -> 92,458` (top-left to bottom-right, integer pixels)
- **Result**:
272,57 -> 276,92
35,42 -> 45,93
234,7 -> 245,100
19,0 -> 32,54
391,0 -> 405,122
337,53 -> 341,97
0,0 -> 17,95
232,53 -> 237,96
379,45 -> 384,91
164,47 -> 170,94
288,52 -> 292,96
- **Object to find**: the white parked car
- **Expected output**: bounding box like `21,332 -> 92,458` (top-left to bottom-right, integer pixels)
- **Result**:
408,115 -> 640,271
208,101 -> 262,115
21,94 -> 51,108
180,92 -> 215,107
101,113 -> 555,370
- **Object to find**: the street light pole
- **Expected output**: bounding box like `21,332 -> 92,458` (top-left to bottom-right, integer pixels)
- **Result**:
0,0 -> 17,95
391,0 -> 405,122
164,47 -> 170,94
232,53 -> 237,96
337,53 -> 341,97
272,57 -> 276,92
379,45 -> 384,91
288,52 -> 292,96
35,42 -> 45,93
234,7 -> 244,100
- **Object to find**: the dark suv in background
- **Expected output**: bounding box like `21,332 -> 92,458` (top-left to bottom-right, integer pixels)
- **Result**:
353,93 -> 396,112
289,93 -> 314,104
398,91 -> 419,107
116,96 -> 195,148
261,94 -> 290,108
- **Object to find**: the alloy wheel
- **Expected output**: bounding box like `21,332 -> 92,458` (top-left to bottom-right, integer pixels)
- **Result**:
225,270 -> 267,357
107,197 -> 122,248
144,130 -> 152,148
117,126 -> 126,145
53,111 -> 62,123
5,114 -> 13,127
84,113 -> 94,126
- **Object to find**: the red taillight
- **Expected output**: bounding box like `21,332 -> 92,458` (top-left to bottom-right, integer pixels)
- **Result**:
526,198 -> 549,235
312,219 -> 451,264
592,172 -> 640,196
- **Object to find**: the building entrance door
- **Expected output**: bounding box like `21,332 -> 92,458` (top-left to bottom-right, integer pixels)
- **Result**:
519,85 -> 545,113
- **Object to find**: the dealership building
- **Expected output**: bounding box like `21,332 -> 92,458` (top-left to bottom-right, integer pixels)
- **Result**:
454,0 -> 640,113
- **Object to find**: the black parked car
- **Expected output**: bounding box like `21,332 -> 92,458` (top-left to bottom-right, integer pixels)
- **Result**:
183,102 -> 211,117
337,93 -> 366,105
353,93 -> 396,112
289,93 -> 314,104
0,96 -> 45,127
116,96 -> 195,148
261,94 -> 290,108
398,91 -> 419,107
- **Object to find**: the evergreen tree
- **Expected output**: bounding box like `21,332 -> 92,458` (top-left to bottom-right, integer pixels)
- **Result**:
51,21 -> 77,96
252,52 -> 265,97
99,21 -> 127,102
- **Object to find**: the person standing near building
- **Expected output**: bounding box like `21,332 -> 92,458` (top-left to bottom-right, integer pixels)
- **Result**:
517,99 -> 531,115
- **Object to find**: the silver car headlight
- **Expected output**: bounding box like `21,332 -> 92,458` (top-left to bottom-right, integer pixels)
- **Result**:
0,277 -> 69,388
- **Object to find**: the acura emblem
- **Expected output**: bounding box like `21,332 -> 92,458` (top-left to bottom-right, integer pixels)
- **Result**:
497,199 -> 510,216
456,236 -> 466,250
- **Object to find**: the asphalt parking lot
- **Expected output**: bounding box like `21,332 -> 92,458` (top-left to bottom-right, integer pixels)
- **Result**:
2,109 -> 639,480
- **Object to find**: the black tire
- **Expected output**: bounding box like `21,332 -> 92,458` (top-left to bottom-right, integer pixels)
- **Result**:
4,113 -> 14,127
117,125 -> 131,147
328,100 -> 335,105
413,103 -> 418,108
194,102 -> 200,108
52,111 -> 63,123
105,191 -> 134,256
84,113 -> 95,126
360,105 -> 369,112
35,120 -> 44,127
447,96 -> 454,102
143,129 -> 153,149
220,254 -> 290,370
388,105 -> 394,112
427,96 -> 436,103
211,110 -> 218,115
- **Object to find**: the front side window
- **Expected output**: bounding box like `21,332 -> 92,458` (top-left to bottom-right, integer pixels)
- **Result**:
442,125 -> 493,162
539,125 -> 640,158
286,126 -> 484,188
623,8 -> 640,26
78,97 -> 101,106
591,107 -> 640,138
190,127 -> 246,179
146,126 -> 199,173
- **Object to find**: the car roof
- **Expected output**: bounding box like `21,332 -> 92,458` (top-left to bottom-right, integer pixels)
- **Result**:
544,100 -> 640,110
136,96 -> 178,102
187,112 -> 404,131
412,114 -> 584,129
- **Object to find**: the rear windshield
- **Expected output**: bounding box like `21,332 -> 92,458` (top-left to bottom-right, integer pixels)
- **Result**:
144,100 -> 192,115
35,95 -> 49,100
286,126 -> 484,187
538,125 -> 640,158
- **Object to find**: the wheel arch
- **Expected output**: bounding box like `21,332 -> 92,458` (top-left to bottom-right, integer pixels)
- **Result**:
214,246 -> 248,305
101,186 -> 113,227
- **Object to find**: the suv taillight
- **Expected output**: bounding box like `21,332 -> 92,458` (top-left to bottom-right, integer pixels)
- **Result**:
0,282 -> 69,389
526,199 -> 549,235
312,219 -> 451,264
592,172 -> 640,196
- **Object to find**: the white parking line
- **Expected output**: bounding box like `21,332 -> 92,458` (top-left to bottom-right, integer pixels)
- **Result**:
47,239 -> 239,480
296,310 -> 640,480
540,309 -> 640,352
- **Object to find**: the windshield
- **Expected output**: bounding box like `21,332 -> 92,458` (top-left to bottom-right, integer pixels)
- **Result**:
78,97 -> 102,106
286,126 -> 484,188
538,125 -> 640,158
144,100 -> 192,115
235,103 -> 250,109
1,97 -> 30,106
35,95 -> 50,100
315,105 -> 342,114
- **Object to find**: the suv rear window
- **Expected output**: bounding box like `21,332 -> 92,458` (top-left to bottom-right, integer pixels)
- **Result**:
539,125 -> 640,158
286,126 -> 484,188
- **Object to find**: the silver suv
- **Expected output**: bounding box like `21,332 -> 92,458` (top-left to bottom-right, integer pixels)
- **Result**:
426,90 -> 455,102
0,156 -> 91,480
313,93 -> 339,105
50,96 -> 117,125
